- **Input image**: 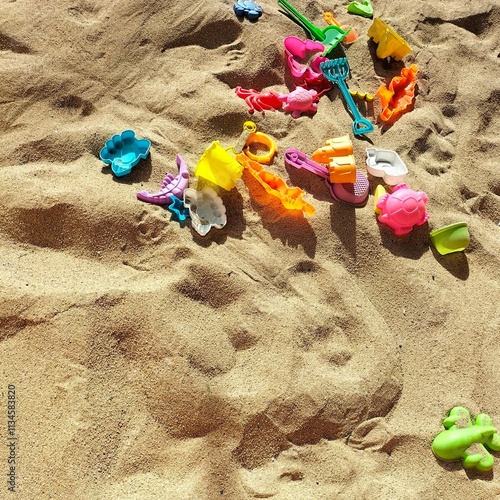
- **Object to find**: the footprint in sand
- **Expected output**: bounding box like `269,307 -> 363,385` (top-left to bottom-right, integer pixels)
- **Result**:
136,209 -> 167,244
0,32 -> 32,54
407,107 -> 457,175
67,6 -> 100,26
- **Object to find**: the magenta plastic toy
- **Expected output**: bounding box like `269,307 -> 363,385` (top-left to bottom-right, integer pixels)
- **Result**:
376,183 -> 429,235
285,148 -> 331,190
235,87 -> 283,114
284,37 -> 331,91
285,148 -> 369,207
136,154 -> 189,205
278,87 -> 318,118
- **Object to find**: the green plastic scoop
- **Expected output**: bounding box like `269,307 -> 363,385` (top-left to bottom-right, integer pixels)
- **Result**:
278,0 -> 350,54
347,0 -> 373,18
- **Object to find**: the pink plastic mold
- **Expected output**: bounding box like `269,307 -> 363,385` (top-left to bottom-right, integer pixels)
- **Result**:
376,183 -> 429,235
284,37 -> 329,85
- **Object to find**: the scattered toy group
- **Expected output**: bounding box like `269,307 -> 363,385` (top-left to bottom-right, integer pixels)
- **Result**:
98,1 -> 470,249
234,0 -> 417,132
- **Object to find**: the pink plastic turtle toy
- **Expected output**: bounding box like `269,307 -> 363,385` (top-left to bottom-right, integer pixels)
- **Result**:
278,87 -> 318,118
376,183 -> 429,235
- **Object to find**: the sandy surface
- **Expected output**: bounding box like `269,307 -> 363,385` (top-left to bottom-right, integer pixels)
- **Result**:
0,0 -> 499,498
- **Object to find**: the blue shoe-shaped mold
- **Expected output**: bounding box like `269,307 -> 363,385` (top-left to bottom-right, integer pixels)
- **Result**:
99,130 -> 151,177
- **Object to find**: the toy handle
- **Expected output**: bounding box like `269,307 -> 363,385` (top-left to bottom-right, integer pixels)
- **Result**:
323,12 -> 337,26
284,148 -> 330,179
336,78 -> 374,136
277,0 -> 323,41
233,121 -> 257,154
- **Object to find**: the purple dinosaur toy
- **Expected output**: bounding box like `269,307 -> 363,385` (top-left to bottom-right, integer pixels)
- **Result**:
136,154 -> 189,205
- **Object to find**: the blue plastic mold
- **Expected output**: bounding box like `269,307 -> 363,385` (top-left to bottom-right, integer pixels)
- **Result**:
99,130 -> 151,177
168,195 -> 190,224
233,1 -> 262,20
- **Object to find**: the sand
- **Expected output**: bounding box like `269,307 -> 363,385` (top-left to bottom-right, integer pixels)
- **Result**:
0,0 -> 499,498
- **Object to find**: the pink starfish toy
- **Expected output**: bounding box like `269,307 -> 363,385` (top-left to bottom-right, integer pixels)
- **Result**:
136,154 -> 189,205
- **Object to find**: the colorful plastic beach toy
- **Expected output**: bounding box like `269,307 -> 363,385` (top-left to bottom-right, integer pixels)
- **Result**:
349,90 -> 374,101
330,171 -> 370,207
312,136 -> 356,184
368,18 -> 412,61
236,153 -> 315,215
432,407 -> 500,472
373,184 -> 386,215
376,183 -> 429,235
233,121 -> 258,154
235,85 -> 321,119
347,0 -> 373,18
377,64 -> 418,123
233,0 -> 262,20
242,129 -> 278,165
235,87 -> 283,115
323,12 -> 358,44
278,0 -> 351,55
100,130 -> 151,177
312,135 -> 353,163
366,148 -> 408,185
183,187 -> 227,236
278,87 -> 319,118
320,58 -> 374,136
136,154 -> 189,205
195,141 -> 244,190
285,148 -> 370,207
167,195 -> 190,224
283,37 -> 331,90
430,222 -> 470,255
285,148 -> 334,194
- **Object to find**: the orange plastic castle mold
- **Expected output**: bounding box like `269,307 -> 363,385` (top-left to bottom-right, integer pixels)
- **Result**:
312,135 -> 356,184
377,64 -> 418,123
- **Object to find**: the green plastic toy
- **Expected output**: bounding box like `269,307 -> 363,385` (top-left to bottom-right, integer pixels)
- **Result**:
431,407 -> 500,472
429,222 -> 470,255
347,0 -> 373,18
278,0 -> 351,55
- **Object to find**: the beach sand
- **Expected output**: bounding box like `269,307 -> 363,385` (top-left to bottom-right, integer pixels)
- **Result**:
0,0 -> 499,498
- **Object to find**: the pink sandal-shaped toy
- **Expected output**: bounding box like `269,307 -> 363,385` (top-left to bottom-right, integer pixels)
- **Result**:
284,36 -> 332,92
136,154 -> 189,205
